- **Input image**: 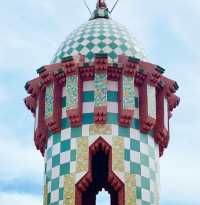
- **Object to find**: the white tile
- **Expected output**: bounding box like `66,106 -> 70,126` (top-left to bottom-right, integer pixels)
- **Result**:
61,128 -> 70,141
47,136 -> 53,149
51,190 -> 59,203
149,158 -> 156,171
141,165 -> 150,178
71,138 -> 77,150
52,166 -> 59,179
47,181 -> 51,193
59,176 -> 64,188
111,125 -> 118,136
108,80 -> 118,91
107,102 -> 118,113
60,151 -> 70,164
83,102 -> 94,113
62,108 -> 66,118
124,137 -> 130,149
52,143 -> 61,156
142,189 -> 150,202
134,109 -> 139,119
135,174 -> 141,187
83,81 -> 94,91
130,128 -> 140,140
130,150 -> 140,163
136,199 -> 142,205
46,159 -> 52,171
140,142 -> 149,155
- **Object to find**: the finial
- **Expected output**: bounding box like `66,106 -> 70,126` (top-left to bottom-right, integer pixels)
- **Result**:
98,0 -> 106,8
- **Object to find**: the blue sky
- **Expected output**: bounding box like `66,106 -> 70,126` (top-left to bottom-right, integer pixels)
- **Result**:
0,0 -> 200,204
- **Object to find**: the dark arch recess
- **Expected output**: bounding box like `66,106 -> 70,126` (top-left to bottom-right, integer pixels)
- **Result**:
75,137 -> 125,205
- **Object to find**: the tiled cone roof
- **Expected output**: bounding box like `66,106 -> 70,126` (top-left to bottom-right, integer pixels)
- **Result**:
52,2 -> 146,64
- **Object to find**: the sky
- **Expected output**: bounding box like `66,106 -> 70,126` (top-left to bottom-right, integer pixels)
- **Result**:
0,0 -> 200,204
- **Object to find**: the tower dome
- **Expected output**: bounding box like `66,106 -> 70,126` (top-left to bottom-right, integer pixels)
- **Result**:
52,5 -> 146,64
25,1 -> 180,205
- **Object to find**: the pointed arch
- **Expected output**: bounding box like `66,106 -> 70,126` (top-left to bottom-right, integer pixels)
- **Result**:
75,137 -> 125,205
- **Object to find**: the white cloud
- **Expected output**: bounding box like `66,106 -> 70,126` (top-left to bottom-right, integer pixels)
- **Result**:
0,192 -> 42,205
0,132 -> 43,181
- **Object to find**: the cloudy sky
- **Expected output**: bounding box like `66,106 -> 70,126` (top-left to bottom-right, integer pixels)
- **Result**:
0,0 -> 200,204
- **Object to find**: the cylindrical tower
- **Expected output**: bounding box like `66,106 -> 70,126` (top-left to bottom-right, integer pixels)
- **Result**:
25,1 -> 180,205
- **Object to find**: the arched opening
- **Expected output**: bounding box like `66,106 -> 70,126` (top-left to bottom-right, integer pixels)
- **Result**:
75,137 -> 124,205
96,189 -> 110,205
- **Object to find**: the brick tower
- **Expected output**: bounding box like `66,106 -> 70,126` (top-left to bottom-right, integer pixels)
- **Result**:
24,1 -> 180,205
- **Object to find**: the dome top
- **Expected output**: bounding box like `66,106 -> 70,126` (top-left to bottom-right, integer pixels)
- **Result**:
51,1 -> 146,64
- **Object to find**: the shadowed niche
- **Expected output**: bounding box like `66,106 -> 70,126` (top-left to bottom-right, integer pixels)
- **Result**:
75,137 -> 124,205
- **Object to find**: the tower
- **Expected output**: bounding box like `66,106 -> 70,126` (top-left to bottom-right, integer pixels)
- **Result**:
24,1 -> 180,205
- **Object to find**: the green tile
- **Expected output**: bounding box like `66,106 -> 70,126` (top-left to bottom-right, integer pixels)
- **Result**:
131,119 -> 140,130
62,97 -> 66,108
130,139 -> 140,152
120,44 -> 128,51
46,148 -> 52,160
87,51 -> 94,60
46,170 -> 51,183
142,201 -> 150,205
77,37 -> 84,43
71,127 -> 82,138
130,162 -> 141,175
70,150 -> 76,161
61,118 -> 70,130
83,91 -> 94,102
76,44 -> 84,52
86,42 -> 95,49
141,176 -> 150,190
119,127 -> 130,137
47,193 -> 51,204
82,113 -> 94,124
51,177 -> 59,191
51,202 -> 59,205
98,35 -> 106,40
53,133 -> 61,145
60,163 -> 70,175
61,140 -> 70,152
52,154 -> 60,168
107,112 -> 118,124
109,51 -> 117,59
140,133 -> 148,144
124,149 -> 130,161
109,42 -> 117,49
98,42 -> 106,49
140,153 -> 149,167
135,97 -> 139,108
59,188 -> 64,200
107,91 -> 118,102
136,187 -> 141,199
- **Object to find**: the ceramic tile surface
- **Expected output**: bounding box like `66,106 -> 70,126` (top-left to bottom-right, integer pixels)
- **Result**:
66,76 -> 78,110
45,84 -> 54,119
52,18 -> 146,64
147,85 -> 156,119
123,76 -> 135,110
94,73 -> 107,106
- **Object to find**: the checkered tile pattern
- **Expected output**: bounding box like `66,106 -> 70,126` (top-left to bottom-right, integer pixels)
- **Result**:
44,80 -> 159,205
51,18 -> 146,64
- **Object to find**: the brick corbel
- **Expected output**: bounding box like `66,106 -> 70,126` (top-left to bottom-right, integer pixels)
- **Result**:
34,90 -> 48,156
24,95 -> 36,115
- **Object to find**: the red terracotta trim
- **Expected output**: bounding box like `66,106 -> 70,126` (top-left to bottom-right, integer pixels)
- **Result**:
24,95 -> 36,115
75,137 -> 125,205
154,87 -> 169,157
34,90 -> 48,156
45,80 -> 62,133
94,106 -> 107,124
